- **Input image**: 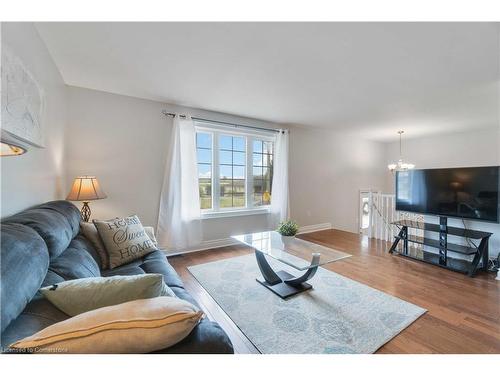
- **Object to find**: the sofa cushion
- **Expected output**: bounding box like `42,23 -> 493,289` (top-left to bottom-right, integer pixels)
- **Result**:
1,297 -> 70,348
47,237 -> 101,281
0,223 -> 49,333
155,319 -> 234,354
102,250 -> 184,289
2,201 -> 81,259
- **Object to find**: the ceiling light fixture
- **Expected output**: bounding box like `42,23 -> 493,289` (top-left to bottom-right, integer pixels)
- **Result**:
388,130 -> 415,172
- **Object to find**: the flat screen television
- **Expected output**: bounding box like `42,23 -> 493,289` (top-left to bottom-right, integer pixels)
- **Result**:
395,166 -> 500,223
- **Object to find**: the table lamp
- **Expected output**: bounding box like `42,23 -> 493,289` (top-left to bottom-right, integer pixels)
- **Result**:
66,176 -> 107,221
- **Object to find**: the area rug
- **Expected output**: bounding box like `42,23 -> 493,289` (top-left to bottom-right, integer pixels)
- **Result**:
188,254 -> 426,354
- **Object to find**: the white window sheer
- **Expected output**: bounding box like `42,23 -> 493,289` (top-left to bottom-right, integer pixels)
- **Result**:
157,115 -> 201,251
269,129 -> 289,226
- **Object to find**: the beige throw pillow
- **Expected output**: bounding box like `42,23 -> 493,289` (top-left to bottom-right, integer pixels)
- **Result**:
80,221 -> 158,269
93,216 -> 157,269
80,221 -> 110,269
9,297 -> 203,354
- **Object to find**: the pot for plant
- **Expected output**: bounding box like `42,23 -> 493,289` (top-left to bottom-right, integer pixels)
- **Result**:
281,234 -> 296,246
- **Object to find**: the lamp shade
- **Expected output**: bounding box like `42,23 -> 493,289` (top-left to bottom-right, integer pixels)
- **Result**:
0,141 -> 26,156
66,176 -> 107,201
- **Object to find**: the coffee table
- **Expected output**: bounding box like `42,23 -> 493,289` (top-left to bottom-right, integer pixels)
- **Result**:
232,231 -> 352,299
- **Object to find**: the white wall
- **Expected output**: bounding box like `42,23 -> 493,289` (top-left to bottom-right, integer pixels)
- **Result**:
289,125 -> 387,233
1,23 -> 67,217
384,127 -> 500,257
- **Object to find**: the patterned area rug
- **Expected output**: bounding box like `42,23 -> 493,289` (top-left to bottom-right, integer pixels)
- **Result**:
188,254 -> 426,354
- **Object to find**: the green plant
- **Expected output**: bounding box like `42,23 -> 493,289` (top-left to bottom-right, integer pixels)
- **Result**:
277,220 -> 299,236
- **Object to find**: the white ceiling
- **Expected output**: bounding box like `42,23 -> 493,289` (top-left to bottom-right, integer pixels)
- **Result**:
35,22 -> 499,141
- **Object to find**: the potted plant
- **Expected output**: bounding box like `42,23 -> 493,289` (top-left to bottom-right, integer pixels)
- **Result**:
277,220 -> 299,240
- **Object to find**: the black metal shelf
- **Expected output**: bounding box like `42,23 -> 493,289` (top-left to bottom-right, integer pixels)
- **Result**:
392,220 -> 492,239
394,234 -> 477,255
389,218 -> 492,277
391,248 -> 472,274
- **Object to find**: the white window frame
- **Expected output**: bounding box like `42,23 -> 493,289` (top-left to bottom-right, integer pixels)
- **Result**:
194,121 -> 275,219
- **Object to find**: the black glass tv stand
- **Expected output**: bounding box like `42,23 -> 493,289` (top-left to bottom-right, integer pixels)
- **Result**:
389,218 -> 492,277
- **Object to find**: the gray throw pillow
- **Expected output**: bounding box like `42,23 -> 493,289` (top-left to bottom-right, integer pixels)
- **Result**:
93,215 -> 157,269
40,274 -> 176,316
80,221 -> 158,270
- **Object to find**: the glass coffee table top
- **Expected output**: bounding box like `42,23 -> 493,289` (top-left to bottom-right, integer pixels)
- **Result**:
232,231 -> 351,271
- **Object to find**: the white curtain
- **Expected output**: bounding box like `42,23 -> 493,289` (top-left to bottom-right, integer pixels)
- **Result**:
157,115 -> 201,251
270,129 -> 290,227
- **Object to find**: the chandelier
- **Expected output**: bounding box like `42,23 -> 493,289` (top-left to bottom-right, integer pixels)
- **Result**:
388,130 -> 415,172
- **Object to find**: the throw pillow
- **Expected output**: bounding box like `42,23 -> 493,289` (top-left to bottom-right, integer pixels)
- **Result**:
9,296 -> 203,354
93,215 -> 157,269
40,274 -> 175,316
80,221 -> 110,269
144,226 -> 158,246
80,222 -> 158,269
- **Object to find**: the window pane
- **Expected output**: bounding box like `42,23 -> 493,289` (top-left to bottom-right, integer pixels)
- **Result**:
233,179 -> 245,193
216,133 -> 247,209
253,153 -> 262,166
261,178 -> 272,193
220,193 -> 233,208
233,137 -> 245,151
197,149 -> 212,164
233,166 -> 245,179
220,135 -> 232,150
199,176 -> 212,210
196,133 -> 212,149
233,193 -> 245,207
253,193 -> 263,207
196,132 -> 212,210
198,164 -> 211,178
253,167 -> 262,178
262,190 -> 271,205
220,165 -> 232,179
200,196 -> 212,210
233,151 -> 245,165
220,150 -> 232,164
253,140 -> 262,153
220,179 -> 232,194
253,178 -> 263,193
262,153 -> 272,167
263,141 -> 273,154
262,167 -> 272,180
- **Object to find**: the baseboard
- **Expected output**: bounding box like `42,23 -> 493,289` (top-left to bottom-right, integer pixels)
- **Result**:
165,238 -> 240,257
297,222 -> 332,234
164,222 -> 333,257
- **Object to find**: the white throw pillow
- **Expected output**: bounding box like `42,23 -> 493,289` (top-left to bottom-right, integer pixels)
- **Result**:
40,274 -> 176,316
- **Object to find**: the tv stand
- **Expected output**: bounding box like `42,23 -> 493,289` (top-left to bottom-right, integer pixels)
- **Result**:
389,218 -> 492,277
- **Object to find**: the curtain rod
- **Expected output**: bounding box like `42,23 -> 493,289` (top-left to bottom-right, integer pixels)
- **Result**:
162,110 -> 282,134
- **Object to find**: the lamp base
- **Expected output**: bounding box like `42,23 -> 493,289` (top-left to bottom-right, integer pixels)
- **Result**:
81,202 -> 92,222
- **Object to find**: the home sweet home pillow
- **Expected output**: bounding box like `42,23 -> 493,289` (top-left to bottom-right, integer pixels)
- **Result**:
93,215 -> 157,269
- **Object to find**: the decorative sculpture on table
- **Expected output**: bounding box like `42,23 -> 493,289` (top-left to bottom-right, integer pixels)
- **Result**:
1,44 -> 45,155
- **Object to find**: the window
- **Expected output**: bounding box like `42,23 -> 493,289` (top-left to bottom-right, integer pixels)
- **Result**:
252,140 -> 273,206
196,132 -> 213,209
195,123 -> 274,215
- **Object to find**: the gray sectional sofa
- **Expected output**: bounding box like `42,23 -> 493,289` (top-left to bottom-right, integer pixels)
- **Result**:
0,200 -> 233,353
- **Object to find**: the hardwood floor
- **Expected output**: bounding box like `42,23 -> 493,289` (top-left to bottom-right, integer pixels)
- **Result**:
168,229 -> 500,354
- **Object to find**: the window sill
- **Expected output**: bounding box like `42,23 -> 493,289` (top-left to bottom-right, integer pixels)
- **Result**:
201,208 -> 271,219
